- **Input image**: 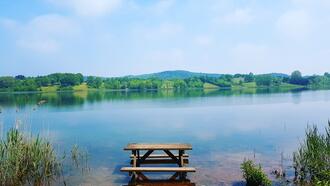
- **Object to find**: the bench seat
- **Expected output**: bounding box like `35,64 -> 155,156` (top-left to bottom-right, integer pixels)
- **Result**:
120,167 -> 196,172
130,154 -> 189,159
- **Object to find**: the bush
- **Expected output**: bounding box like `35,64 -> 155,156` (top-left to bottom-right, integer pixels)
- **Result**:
293,122 -> 330,184
241,159 -> 271,186
0,128 -> 88,185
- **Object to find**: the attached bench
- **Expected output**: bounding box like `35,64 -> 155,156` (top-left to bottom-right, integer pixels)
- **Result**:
121,167 -> 196,172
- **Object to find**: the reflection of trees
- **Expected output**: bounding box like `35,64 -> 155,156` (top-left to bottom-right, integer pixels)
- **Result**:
0,87 -> 312,108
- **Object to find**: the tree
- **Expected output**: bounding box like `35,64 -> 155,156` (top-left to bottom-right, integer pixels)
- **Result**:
244,73 -> 254,83
255,75 -> 272,86
290,70 -> 308,85
0,76 -> 16,88
86,76 -> 102,88
15,75 -> 25,80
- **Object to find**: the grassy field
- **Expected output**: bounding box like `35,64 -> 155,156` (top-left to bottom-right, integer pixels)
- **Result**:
203,82 -> 219,89
40,85 -> 59,92
72,83 -> 88,91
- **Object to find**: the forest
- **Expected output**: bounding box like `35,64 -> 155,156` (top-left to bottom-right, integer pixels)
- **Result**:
0,71 -> 330,92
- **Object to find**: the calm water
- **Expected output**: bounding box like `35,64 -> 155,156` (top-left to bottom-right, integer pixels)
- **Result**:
0,88 -> 329,185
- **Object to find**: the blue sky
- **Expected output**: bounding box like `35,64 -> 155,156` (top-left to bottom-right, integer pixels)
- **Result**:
1,0 -> 330,76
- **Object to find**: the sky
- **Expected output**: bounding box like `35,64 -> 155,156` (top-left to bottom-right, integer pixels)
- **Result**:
1,0 -> 330,77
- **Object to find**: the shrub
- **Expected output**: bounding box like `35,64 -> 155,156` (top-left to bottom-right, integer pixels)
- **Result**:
0,128 -> 88,185
293,122 -> 330,184
241,159 -> 272,186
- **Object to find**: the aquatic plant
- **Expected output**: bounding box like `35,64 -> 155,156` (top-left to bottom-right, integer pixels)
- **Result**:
0,128 -> 88,185
293,122 -> 330,185
240,159 -> 271,186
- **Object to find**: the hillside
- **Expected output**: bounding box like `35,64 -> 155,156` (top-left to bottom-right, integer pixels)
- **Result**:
126,70 -> 223,79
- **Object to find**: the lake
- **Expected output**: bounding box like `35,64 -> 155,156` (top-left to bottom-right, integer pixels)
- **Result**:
0,88 -> 329,185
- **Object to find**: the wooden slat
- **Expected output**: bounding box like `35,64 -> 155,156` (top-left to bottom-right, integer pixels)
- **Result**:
130,154 -> 189,159
124,144 -> 192,150
120,167 -> 196,172
164,150 -> 180,165
131,159 -> 189,165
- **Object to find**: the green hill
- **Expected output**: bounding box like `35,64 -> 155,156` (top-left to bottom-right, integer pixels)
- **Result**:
126,70 -> 223,79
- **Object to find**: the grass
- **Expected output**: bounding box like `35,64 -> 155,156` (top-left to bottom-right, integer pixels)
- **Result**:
241,159 -> 271,186
293,122 -> 330,185
243,82 -> 257,88
40,85 -> 59,92
203,82 -> 219,89
0,128 -> 88,185
72,83 -> 88,91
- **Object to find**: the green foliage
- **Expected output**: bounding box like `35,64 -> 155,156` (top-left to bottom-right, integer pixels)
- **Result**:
86,76 -> 103,88
241,160 -> 272,186
290,70 -> 308,85
1,71 -> 330,92
0,76 -> 16,88
244,72 -> 254,83
293,122 -> 330,184
0,128 -> 88,185
255,75 -> 273,86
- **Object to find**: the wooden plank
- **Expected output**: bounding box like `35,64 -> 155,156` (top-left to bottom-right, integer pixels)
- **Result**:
130,154 -> 189,159
141,150 -> 154,161
121,167 -> 196,172
164,150 -> 180,165
130,159 -> 189,165
124,143 -> 192,150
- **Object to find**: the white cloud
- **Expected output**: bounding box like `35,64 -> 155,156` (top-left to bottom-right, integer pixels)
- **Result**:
194,35 -> 213,47
135,22 -> 183,40
219,8 -> 254,25
150,0 -> 175,15
6,14 -> 79,54
276,10 -> 312,40
0,18 -> 17,30
48,0 -> 122,17
229,43 -> 270,72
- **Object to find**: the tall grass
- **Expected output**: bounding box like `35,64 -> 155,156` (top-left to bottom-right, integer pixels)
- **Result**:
241,159 -> 271,186
293,122 -> 330,185
0,128 -> 88,185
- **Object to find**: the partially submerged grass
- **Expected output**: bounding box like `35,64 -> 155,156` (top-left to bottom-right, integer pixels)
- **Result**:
293,122 -> 330,185
0,128 -> 88,185
241,159 -> 271,186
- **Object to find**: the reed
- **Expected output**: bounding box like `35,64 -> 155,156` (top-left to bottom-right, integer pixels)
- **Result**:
0,128 -> 87,185
293,122 -> 330,185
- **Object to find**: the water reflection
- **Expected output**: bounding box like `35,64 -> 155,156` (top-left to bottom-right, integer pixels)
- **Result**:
0,87 -> 313,108
124,179 -> 195,186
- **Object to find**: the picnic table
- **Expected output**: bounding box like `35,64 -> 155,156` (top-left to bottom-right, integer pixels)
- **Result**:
121,143 -> 196,182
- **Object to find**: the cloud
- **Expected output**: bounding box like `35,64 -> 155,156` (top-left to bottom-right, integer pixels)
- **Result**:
276,10 -> 312,40
150,0 -> 175,15
218,8 -> 254,25
0,18 -> 18,30
229,43 -> 270,72
135,22 -> 184,40
48,0 -> 122,17
5,14 -> 79,54
194,35 -> 213,47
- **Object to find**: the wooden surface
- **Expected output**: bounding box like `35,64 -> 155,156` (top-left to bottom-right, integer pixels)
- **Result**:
130,159 -> 189,165
130,154 -> 189,159
124,143 -> 192,150
121,167 -> 196,172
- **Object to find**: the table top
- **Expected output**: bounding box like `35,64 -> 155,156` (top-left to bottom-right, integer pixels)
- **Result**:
124,143 -> 192,150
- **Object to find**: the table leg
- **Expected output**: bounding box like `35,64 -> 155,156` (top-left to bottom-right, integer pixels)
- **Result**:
179,150 -> 184,167
132,150 -> 137,167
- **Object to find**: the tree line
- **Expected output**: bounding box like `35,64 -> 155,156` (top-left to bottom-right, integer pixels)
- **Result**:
0,71 -> 330,92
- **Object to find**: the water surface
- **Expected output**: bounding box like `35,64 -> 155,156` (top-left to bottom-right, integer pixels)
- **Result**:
0,89 -> 329,185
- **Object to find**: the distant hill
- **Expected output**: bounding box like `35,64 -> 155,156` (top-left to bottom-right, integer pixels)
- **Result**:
126,70 -> 223,79
125,70 -> 290,80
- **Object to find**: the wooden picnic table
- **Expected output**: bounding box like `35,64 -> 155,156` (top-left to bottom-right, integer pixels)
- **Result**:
124,143 -> 192,167
121,143 -> 196,182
